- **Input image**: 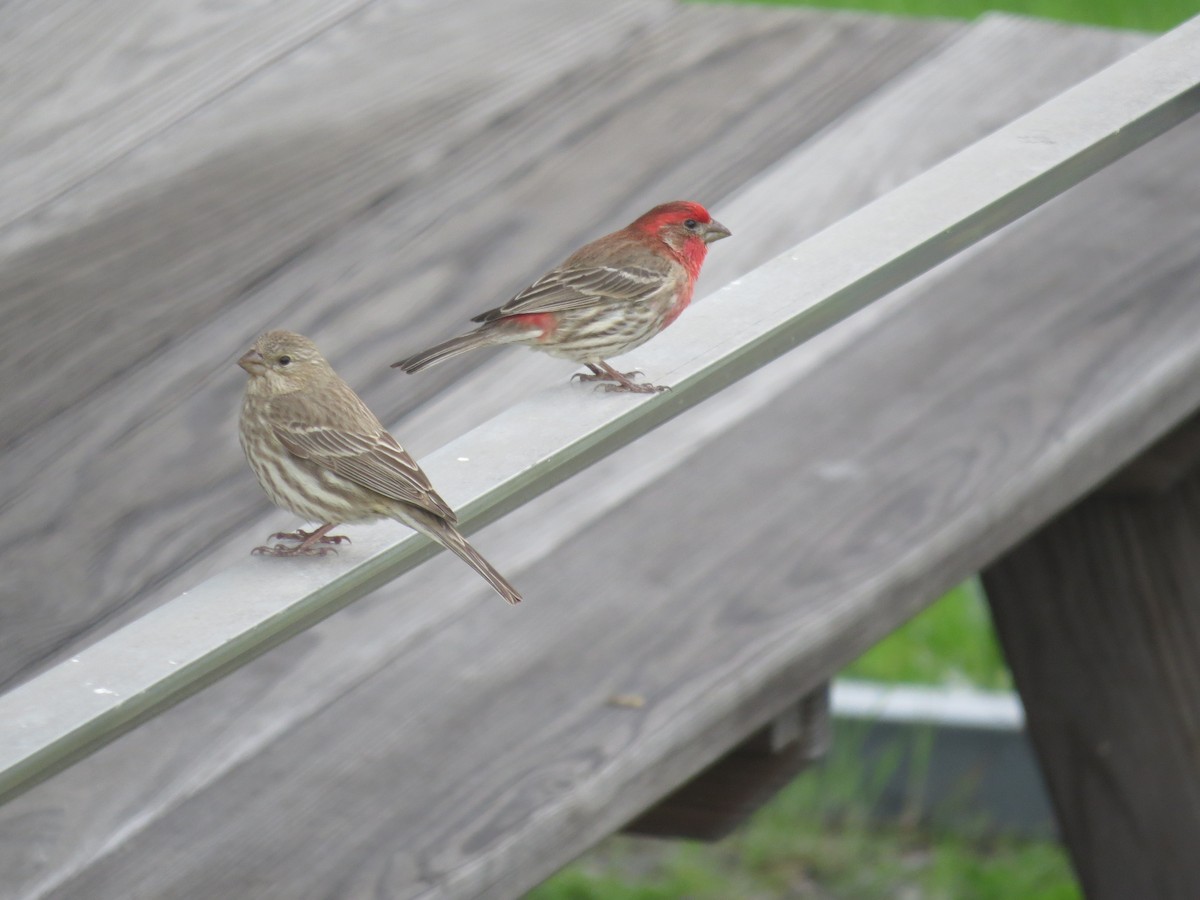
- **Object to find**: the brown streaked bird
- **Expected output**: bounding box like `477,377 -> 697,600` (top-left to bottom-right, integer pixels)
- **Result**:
392,201 -> 730,393
238,330 -> 521,605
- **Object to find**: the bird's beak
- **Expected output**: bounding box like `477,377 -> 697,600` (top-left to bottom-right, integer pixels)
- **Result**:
703,219 -> 731,243
238,348 -> 266,375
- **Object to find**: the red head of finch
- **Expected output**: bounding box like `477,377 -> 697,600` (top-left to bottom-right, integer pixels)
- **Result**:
392,201 -> 730,393
238,330 -> 521,605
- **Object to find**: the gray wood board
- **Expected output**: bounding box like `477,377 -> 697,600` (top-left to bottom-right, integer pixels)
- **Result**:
0,12 -> 1172,900
0,0 -> 375,229
0,2 -> 959,689
0,0 -> 666,445
26,72 -> 1200,900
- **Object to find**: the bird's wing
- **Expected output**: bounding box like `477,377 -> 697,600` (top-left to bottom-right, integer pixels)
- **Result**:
268,392 -> 457,522
472,263 -> 671,323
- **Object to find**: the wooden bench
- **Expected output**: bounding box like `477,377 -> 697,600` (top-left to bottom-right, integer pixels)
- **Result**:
2,2 -> 1199,898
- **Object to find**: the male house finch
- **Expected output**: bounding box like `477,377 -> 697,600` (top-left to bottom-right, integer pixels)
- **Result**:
238,330 -> 521,605
392,201 -> 730,392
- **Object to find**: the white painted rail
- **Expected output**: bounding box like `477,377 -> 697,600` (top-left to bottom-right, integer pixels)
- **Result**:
2,13 -> 1199,807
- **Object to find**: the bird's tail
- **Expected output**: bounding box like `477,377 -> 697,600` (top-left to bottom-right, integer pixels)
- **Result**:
405,511 -> 522,605
392,327 -> 516,374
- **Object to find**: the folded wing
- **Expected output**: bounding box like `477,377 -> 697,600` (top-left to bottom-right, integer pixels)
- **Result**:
268,391 -> 457,523
472,262 -> 670,323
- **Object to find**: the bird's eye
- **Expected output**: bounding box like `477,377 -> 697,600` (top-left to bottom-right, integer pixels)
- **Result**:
684,219 -> 699,230
278,355 -> 292,366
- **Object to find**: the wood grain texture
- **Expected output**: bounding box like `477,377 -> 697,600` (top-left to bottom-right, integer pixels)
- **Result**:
0,1 -> 958,694
983,425 -> 1200,898
0,4 -> 964,894
27,109 -> 1200,898
6,16 -> 1197,898
0,0 -> 664,448
0,0 -> 375,229
698,13 -> 1148,293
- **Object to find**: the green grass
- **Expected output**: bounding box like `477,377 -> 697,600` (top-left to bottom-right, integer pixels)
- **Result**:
699,0 -> 1200,32
531,835 -> 1078,900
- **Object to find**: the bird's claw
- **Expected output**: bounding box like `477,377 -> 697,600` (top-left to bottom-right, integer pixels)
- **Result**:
269,529 -> 350,545
251,543 -> 339,557
574,367 -> 668,392
572,368 -> 644,383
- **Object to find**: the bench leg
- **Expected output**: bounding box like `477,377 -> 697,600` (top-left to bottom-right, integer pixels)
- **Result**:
982,417 -> 1200,899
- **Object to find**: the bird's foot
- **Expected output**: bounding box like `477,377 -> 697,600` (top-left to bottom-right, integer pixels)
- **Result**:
572,368 -> 643,384
251,542 -> 338,557
572,363 -> 669,393
253,523 -> 347,556
269,528 -> 350,545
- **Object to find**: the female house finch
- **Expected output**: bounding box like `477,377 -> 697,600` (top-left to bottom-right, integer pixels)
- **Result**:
392,201 -> 730,393
238,331 -> 521,605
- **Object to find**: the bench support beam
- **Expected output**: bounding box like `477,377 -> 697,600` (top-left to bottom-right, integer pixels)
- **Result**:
623,685 -> 831,841
982,415 -> 1200,899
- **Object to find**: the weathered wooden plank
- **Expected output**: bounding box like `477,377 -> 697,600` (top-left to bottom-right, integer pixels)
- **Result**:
0,0 -> 374,230
5,13 -> 1199,898
0,0 -> 667,449
699,13 -> 1148,292
0,3 -> 958,690
31,104 -> 1200,898
983,419 -> 1200,898
0,0 -> 669,682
